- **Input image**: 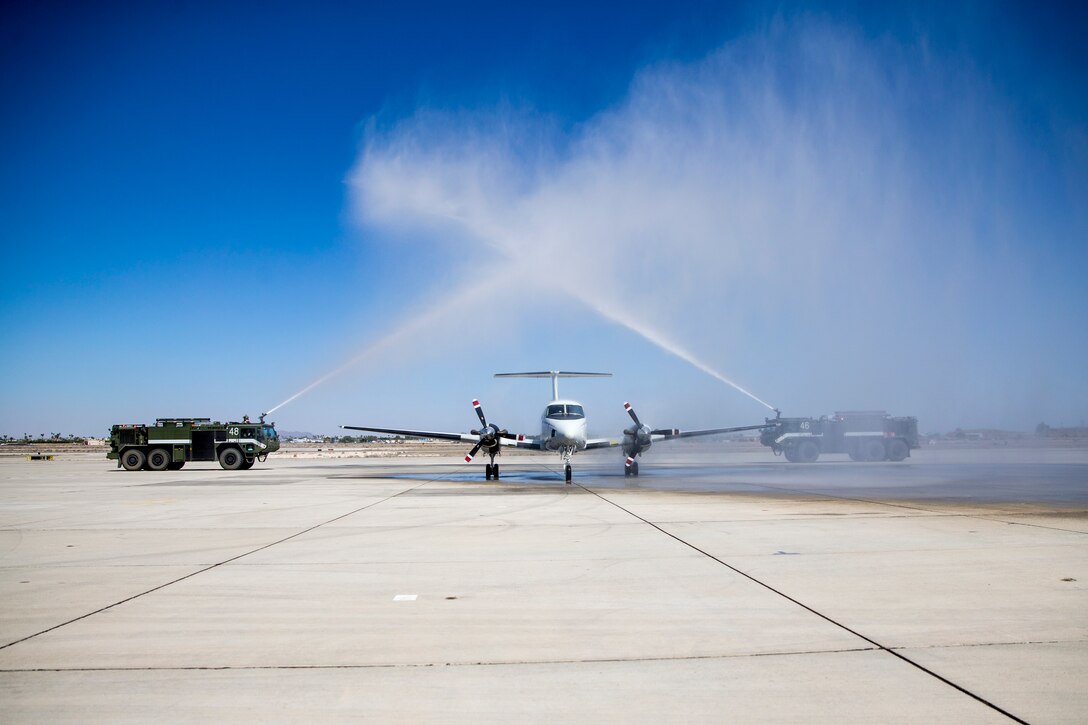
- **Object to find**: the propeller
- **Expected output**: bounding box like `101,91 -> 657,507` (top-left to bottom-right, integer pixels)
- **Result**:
622,402 -> 655,465
464,399 -> 509,462
464,440 -> 484,463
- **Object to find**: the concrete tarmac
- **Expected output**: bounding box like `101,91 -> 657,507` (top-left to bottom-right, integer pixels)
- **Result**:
1,449 -> 1086,723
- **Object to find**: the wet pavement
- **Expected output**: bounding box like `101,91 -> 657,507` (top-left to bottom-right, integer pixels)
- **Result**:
377,458 -> 1088,505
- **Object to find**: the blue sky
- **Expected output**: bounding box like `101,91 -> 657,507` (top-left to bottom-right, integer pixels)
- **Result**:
2,1 -> 1086,438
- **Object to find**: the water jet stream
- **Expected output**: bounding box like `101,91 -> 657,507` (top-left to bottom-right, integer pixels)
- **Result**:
263,278 -> 498,416
578,290 -> 777,412
264,256 -> 775,418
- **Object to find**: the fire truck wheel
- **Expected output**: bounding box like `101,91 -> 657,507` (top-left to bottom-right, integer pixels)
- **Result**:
218,447 -> 244,470
167,461 -> 185,470
886,439 -> 909,462
239,459 -> 255,470
121,448 -> 146,471
863,439 -> 886,462
147,448 -> 171,471
796,440 -> 820,463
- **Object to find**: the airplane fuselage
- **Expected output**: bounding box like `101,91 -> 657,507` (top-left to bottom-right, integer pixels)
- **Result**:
540,399 -> 588,453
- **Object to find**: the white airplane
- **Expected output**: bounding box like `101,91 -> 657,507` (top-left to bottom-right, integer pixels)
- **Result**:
342,371 -> 767,484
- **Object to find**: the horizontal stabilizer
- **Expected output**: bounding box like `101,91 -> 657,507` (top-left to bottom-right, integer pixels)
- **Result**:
494,371 -> 612,378
495,370 -> 611,401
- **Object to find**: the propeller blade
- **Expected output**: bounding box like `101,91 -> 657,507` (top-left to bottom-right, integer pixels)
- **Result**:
625,456 -> 635,467
624,402 -> 643,428
473,399 -> 487,428
464,441 -> 483,463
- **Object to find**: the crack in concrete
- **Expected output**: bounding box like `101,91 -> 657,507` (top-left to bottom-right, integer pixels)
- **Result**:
892,638 -> 1086,651
981,518 -> 1088,535
0,478 -> 436,652
0,646 -> 880,673
579,483 -> 1033,725
734,481 -> 1088,536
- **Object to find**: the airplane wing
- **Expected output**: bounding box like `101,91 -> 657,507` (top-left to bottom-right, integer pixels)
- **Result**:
341,424 -> 538,447
341,425 -> 479,443
585,438 -> 620,450
649,423 -> 768,441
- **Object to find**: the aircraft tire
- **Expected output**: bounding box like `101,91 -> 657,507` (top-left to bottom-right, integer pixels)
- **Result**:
218,447 -> 244,470
147,448 -> 172,471
631,461 -> 639,477
485,464 -> 492,480
565,465 -> 572,484
492,464 -> 499,479
121,448 -> 146,472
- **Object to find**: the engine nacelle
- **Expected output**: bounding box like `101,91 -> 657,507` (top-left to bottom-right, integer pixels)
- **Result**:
622,425 -> 653,458
471,423 -> 506,453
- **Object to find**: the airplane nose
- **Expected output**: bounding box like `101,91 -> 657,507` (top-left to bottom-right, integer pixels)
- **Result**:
550,419 -> 584,443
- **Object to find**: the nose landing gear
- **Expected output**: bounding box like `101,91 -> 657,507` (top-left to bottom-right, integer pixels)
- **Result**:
560,446 -> 575,485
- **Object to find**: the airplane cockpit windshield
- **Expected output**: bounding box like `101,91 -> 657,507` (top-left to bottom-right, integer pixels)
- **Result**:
546,404 -> 585,420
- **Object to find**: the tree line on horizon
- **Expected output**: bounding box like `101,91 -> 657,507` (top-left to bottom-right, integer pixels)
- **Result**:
1,433 -> 88,444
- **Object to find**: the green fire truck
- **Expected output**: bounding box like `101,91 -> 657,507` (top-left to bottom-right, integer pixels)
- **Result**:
108,417 -> 279,471
760,411 -> 919,463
